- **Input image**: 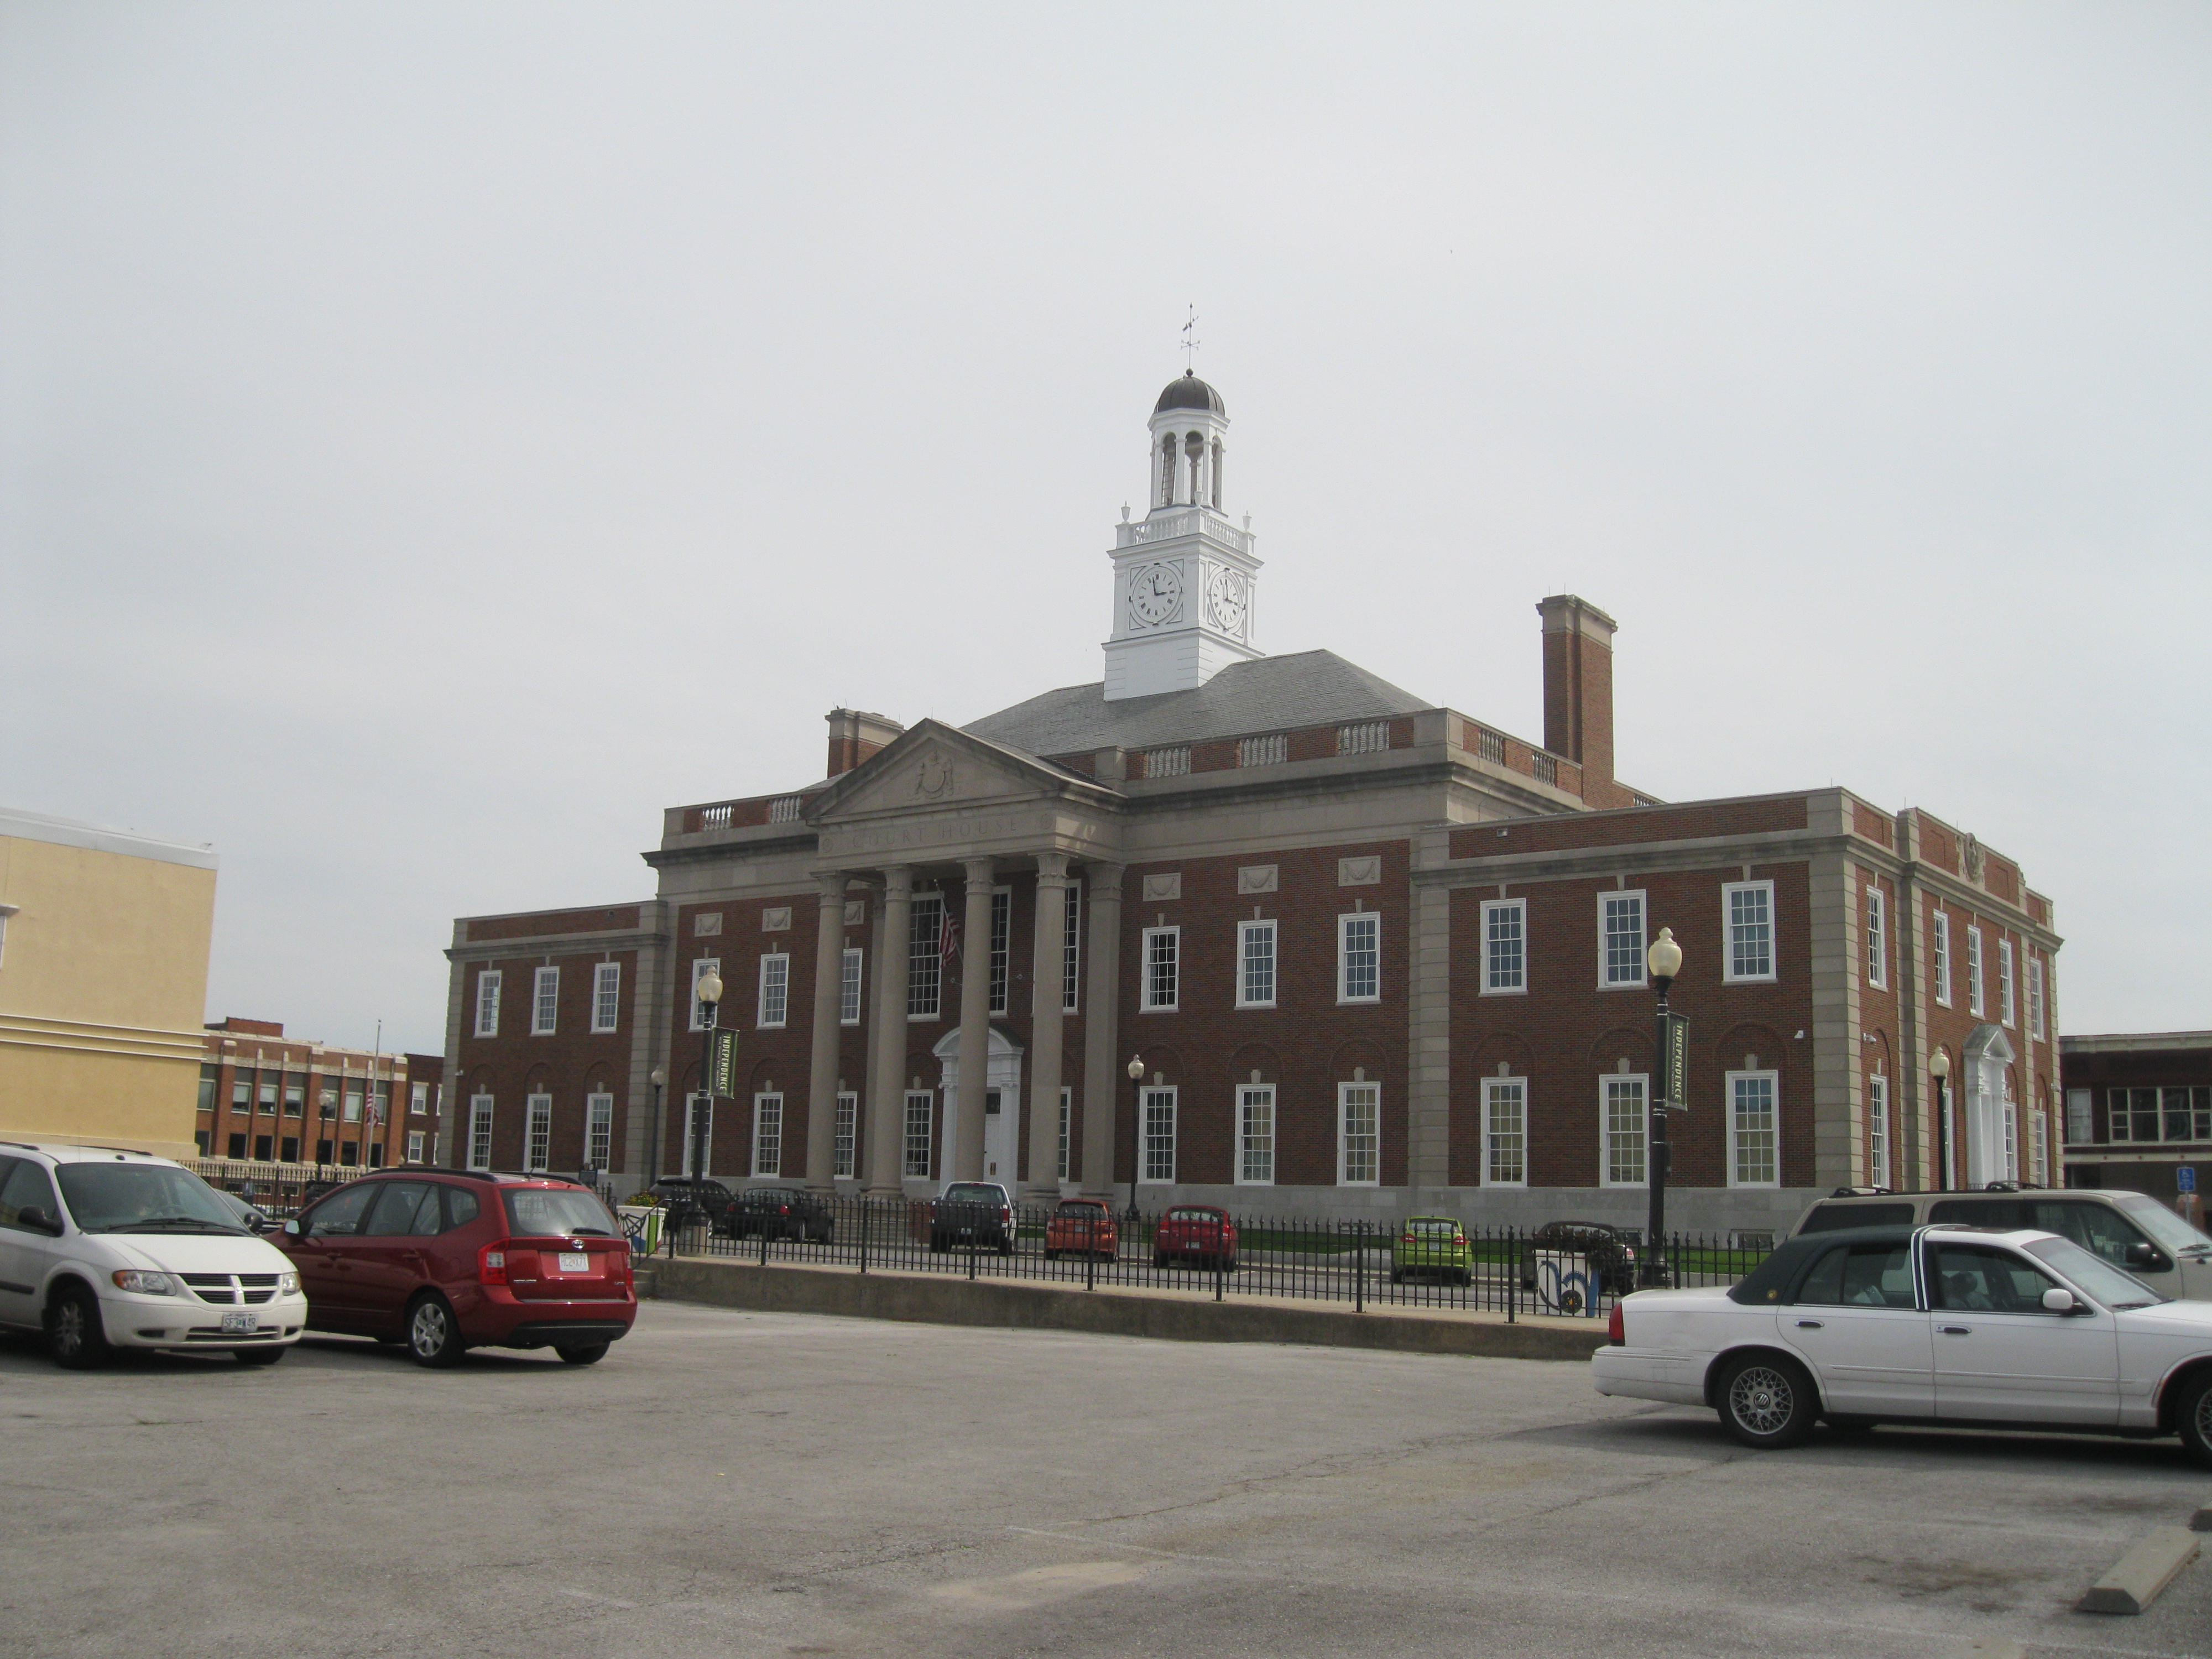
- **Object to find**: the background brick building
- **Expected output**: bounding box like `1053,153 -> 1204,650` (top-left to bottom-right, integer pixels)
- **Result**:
194,1016 -> 441,1172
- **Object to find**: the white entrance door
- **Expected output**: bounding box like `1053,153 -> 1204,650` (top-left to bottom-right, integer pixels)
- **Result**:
983,1089 -> 1018,1186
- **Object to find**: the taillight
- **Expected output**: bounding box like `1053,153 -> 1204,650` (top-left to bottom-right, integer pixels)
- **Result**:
1401,1233 -> 1416,1244
478,1243 -> 509,1286
1607,1303 -> 1626,1345
999,1207 -> 1010,1224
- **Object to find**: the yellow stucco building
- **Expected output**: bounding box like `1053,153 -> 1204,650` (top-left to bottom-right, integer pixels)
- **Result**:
0,807 -> 217,1157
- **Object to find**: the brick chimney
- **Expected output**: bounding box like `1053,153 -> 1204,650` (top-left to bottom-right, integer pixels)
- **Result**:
825,708 -> 905,778
1537,595 -> 1618,804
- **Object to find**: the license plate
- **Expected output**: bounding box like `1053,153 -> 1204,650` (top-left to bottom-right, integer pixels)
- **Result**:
557,1252 -> 591,1274
220,1311 -> 257,1334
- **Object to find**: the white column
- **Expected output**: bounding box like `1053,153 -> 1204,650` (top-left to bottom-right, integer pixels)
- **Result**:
952,857 -> 995,1184
1024,853 -> 1071,1200
864,867 -> 911,1194
1079,862 -> 1125,1200
804,872 -> 846,1191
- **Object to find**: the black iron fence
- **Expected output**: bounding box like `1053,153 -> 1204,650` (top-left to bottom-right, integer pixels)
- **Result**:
644,1193 -> 1772,1321
186,1159 -> 368,1217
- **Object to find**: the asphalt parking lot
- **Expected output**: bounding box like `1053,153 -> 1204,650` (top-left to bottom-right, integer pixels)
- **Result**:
2,1301 -> 2207,1659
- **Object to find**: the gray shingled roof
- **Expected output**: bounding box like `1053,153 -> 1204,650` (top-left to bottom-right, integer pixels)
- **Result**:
961,650 -> 1431,758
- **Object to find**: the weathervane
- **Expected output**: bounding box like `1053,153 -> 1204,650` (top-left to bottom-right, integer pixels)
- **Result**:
1181,305 -> 1201,374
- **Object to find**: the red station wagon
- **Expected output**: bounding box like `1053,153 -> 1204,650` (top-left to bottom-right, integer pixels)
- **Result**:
1154,1205 -> 1238,1271
1042,1198 -> 1118,1261
274,1170 -> 637,1366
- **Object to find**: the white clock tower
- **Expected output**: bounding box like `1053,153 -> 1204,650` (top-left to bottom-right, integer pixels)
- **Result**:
1102,373 -> 1264,700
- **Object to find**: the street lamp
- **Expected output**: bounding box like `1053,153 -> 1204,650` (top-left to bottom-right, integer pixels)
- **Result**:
1930,1049 -> 1952,1192
1125,1053 -> 1146,1222
693,973 -> 723,1190
1642,926 -> 1683,1288
648,1065 -> 667,1188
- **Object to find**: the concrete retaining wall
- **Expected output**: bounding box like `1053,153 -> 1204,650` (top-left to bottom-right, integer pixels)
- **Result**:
649,1259 -> 1610,1360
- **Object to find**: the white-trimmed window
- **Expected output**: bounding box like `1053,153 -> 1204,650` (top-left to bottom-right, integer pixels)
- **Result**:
1238,1086 -> 1275,1185
1338,912 -> 1380,1003
1999,939 -> 2015,1028
2002,1076 -> 2018,1181
1057,1087 -> 1073,1181
840,948 -> 863,1024
1728,1071 -> 1779,1187
752,1093 -> 784,1177
1339,1082 -> 1380,1185
467,1095 -> 494,1171
902,1090 -> 933,1176
405,1130 -> 425,1164
833,1091 -> 858,1178
2066,1087 -> 2094,1145
682,1093 -> 713,1178
1864,888 -> 1886,989
343,1086 -> 363,1124
988,889 -> 1011,1015
757,952 -> 789,1029
1599,892 -> 1646,988
1481,899 -> 1526,994
690,957 -> 721,1032
531,967 -> 559,1035
1237,920 -> 1277,1008
474,971 -> 502,1038
408,1081 -> 426,1115
524,1093 -> 552,1172
907,894 -> 945,1019
1061,880 -> 1081,1013
585,1091 -> 614,1168
1483,1076 -> 1526,1187
1966,927 -> 1984,1018
2030,1107 -> 2048,1187
591,962 -> 621,1033
1932,911 -> 1952,1006
1140,1087 -> 1177,1183
1724,881 -> 1775,983
1601,1076 -> 1647,1187
1866,1073 -> 1889,1189
1142,926 -> 1180,1011
2027,955 -> 2046,1041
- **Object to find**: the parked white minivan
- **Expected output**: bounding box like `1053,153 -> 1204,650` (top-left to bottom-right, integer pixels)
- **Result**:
0,1143 -> 309,1367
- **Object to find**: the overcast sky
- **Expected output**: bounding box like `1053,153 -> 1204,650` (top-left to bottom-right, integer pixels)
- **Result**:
4,4 -> 2207,1055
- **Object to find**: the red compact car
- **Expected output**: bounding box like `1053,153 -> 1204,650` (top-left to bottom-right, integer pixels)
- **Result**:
1042,1198 -> 1118,1261
274,1171 -> 635,1366
1154,1205 -> 1238,1270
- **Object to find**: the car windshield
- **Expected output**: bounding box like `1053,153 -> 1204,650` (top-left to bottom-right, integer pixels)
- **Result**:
57,1164 -> 245,1233
2114,1195 -> 2212,1256
1408,1220 -> 1457,1234
1056,1203 -> 1103,1216
2023,1236 -> 2168,1309
503,1188 -> 617,1238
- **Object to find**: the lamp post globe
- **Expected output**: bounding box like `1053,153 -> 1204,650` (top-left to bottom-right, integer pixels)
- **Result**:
1126,1055 -> 1146,1221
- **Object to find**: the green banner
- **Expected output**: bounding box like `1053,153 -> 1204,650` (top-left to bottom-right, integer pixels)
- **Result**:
1660,1013 -> 1690,1109
711,1029 -> 740,1098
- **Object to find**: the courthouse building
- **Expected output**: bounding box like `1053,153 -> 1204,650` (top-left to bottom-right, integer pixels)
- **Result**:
442,374 -> 2062,1235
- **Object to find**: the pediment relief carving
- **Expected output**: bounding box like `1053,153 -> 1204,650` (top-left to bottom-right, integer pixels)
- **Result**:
816,737 -> 1041,823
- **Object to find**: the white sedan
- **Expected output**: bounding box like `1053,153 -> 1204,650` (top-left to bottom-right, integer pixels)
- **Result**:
1593,1223 -> 2212,1463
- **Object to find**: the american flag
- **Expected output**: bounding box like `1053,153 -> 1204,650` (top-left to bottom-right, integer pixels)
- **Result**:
940,910 -> 961,968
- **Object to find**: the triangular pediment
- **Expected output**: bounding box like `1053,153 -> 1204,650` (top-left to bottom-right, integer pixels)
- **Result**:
807,719 -> 1115,825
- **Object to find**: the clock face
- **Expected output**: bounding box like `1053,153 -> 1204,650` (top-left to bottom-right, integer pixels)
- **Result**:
1204,566 -> 1248,634
1128,562 -> 1182,627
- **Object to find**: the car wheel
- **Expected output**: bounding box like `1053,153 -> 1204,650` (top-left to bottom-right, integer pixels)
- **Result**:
1389,1268 -> 1404,1284
1457,1269 -> 1473,1288
1042,1248 -> 1058,1261
555,1343 -> 609,1366
2175,1370 -> 2212,1469
48,1283 -> 110,1370
1716,1353 -> 1818,1450
234,1345 -> 286,1366
405,1293 -> 465,1368
998,1240 -> 1014,1257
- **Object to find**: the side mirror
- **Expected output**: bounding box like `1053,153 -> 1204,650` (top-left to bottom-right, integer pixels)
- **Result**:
2125,1241 -> 2168,1271
15,1205 -> 62,1237
281,1218 -> 302,1239
2041,1287 -> 2080,1314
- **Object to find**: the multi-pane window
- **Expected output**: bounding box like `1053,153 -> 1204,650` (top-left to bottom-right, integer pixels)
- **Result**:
833,1091 -> 859,1178
1965,927 -> 1984,1018
987,890 -> 1011,1015
1062,881 -> 1081,1013
408,1081 -> 427,1116
1729,1072 -> 1779,1187
757,952 -> 789,1029
1864,889 -> 1886,989
907,894 -> 945,1018
343,1086 -> 363,1124
1724,881 -> 1775,982
1600,893 -> 1646,987
2030,1108 -> 2048,1187
2066,1088 -> 2094,1145
683,1094 -> 713,1178
585,1092 -> 614,1168
690,957 -> 721,1032
1238,1086 -> 1275,1184
1141,1088 -> 1177,1183
232,1072 -> 251,1113
1932,912 -> 1952,1006
1481,900 -> 1526,994
524,1093 -> 552,1172
840,947 -> 864,1024
2027,956 -> 2046,1041
592,962 -> 622,1033
1866,1074 -> 1889,1190
902,1090 -> 933,1176
467,1097 -> 494,1170
2108,1087 -> 2212,1143
474,971 -> 502,1037
1338,913 -> 1380,1003
1057,1087 -> 1073,1182
1339,1083 -> 1380,1185
1602,1076 -> 1647,1187
1998,940 -> 2015,1027
197,1064 -> 218,1113
2002,1078 -> 2018,1182
1484,1077 -> 1526,1186
1142,927 -> 1180,1010
753,1093 -> 784,1177
1237,921 -> 1277,1008
284,1079 -> 305,1117
531,967 -> 560,1035
259,1077 -> 278,1113
405,1131 -> 425,1164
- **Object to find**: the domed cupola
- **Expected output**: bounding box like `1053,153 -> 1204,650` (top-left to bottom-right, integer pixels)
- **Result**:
1154,373 -> 1227,417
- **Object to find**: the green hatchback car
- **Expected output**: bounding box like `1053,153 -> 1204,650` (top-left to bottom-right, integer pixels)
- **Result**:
1390,1215 -> 1472,1285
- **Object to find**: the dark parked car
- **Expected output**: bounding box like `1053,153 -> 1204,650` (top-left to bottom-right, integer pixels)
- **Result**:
274,1170 -> 637,1366
930,1182 -> 1014,1254
1518,1220 -> 1637,1296
648,1176 -> 737,1232
721,1186 -> 833,1243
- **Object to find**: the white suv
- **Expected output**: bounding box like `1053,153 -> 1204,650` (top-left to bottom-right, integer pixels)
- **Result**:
0,1143 -> 309,1368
